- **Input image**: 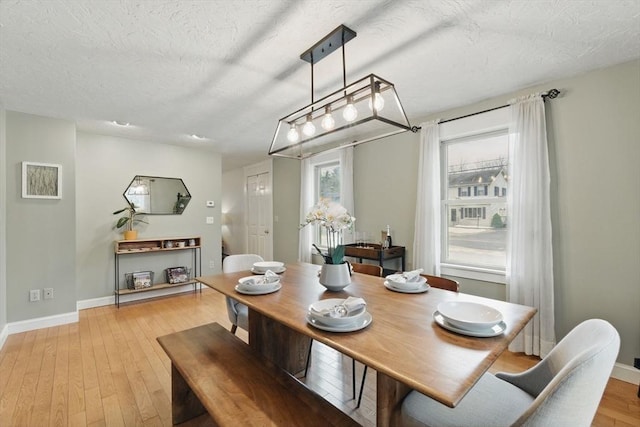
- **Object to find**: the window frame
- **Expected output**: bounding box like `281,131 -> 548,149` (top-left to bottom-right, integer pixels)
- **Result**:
439,108 -> 510,284
310,153 -> 342,248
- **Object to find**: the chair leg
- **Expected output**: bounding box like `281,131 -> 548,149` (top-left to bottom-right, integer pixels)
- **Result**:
356,365 -> 368,409
352,358 -> 356,399
230,324 -> 237,335
303,340 -> 313,377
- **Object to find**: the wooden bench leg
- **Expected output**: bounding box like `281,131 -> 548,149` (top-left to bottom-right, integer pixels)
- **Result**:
171,363 -> 207,425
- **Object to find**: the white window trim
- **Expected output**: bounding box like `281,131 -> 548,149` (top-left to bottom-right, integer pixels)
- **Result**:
439,107 -> 509,284
309,151 -> 342,250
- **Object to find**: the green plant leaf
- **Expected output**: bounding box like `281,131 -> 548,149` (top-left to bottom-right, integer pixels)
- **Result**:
330,245 -> 345,265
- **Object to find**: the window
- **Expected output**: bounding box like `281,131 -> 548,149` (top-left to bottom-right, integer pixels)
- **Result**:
314,160 -> 341,247
439,108 -> 510,282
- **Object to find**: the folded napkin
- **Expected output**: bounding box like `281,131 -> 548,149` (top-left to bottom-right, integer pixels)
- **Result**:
315,296 -> 367,318
241,270 -> 280,287
388,269 -> 424,283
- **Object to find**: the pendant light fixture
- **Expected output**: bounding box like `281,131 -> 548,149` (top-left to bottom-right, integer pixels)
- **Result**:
268,25 -> 417,159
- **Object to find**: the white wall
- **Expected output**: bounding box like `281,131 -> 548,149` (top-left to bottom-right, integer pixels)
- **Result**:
76,132 -> 222,300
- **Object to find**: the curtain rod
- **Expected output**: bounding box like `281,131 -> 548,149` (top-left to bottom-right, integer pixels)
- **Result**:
412,88 -> 560,130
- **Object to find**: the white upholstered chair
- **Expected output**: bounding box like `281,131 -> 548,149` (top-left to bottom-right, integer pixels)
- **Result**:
222,254 -> 263,334
399,318 -> 620,427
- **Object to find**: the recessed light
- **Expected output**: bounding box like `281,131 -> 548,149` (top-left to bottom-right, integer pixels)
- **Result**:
111,120 -> 130,127
190,134 -> 206,140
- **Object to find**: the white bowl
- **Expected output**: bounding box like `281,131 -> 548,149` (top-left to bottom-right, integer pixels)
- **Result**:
252,261 -> 285,273
437,301 -> 503,332
385,274 -> 426,290
308,298 -> 366,327
237,275 -> 280,291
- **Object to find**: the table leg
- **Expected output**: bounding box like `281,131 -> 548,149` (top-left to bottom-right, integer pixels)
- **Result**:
248,309 -> 312,375
377,372 -> 411,427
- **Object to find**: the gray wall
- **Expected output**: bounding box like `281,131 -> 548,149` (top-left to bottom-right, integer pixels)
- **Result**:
76,132 -> 222,300
221,167 -> 246,256
272,157 -> 301,263
5,111 -> 77,322
0,111 -> 222,328
269,60 -> 640,366
0,107 -> 7,332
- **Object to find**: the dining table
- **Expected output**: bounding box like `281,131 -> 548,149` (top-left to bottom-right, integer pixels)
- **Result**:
196,262 -> 536,427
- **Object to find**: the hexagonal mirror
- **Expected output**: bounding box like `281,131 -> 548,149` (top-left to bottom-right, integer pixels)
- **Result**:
123,175 -> 191,215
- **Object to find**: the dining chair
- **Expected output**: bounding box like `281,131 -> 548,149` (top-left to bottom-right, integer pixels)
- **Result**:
222,254 -> 264,334
303,262 -> 383,408
420,274 -> 459,292
354,273 -> 460,409
398,318 -> 620,427
351,262 -> 383,277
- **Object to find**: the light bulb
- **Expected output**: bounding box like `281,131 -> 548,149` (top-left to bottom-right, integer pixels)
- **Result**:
302,115 -> 316,137
321,107 -> 335,130
368,92 -> 385,112
287,124 -> 299,142
343,96 -> 358,122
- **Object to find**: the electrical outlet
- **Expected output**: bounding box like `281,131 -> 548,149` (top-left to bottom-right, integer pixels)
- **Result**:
206,216 -> 214,224
44,288 -> 54,299
209,260 -> 215,269
29,289 -> 41,302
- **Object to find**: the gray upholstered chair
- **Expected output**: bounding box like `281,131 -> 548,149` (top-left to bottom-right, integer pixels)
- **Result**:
222,254 -> 264,334
399,318 -> 620,427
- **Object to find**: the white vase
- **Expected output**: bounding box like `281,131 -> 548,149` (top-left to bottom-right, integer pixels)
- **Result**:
319,263 -> 351,291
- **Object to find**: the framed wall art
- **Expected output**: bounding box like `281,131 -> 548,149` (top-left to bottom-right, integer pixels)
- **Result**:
22,161 -> 62,199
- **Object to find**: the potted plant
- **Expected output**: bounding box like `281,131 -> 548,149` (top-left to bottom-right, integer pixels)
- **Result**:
301,199 -> 355,291
113,203 -> 147,240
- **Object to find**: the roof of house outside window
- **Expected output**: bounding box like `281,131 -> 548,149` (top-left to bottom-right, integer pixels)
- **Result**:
448,166 -> 506,187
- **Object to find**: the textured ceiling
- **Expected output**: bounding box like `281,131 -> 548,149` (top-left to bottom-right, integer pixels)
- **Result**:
1,0 -> 639,170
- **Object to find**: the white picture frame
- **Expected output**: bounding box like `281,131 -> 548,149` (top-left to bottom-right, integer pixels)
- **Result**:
22,161 -> 62,199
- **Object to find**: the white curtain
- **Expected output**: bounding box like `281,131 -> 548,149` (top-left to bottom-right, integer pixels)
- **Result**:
298,157 -> 313,263
507,94 -> 555,357
340,147 -> 355,244
413,120 -> 441,275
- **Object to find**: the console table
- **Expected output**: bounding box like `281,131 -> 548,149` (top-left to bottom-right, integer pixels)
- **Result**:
344,243 -> 406,272
114,236 -> 202,307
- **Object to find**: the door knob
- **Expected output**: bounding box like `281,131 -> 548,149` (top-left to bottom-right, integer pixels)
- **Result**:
264,230 -> 270,234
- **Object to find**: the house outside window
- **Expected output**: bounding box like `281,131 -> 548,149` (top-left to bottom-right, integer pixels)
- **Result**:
314,160 -> 341,247
439,108 -> 510,283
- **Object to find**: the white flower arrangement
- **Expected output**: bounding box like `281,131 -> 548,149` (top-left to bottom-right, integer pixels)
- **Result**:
301,199 -> 355,264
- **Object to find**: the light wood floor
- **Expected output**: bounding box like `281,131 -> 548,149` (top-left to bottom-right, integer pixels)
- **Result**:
0,289 -> 638,426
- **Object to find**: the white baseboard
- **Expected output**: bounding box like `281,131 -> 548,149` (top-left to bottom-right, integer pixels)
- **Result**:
0,324 -> 8,350
7,310 -> 78,335
77,283 -> 201,310
612,362 -> 640,385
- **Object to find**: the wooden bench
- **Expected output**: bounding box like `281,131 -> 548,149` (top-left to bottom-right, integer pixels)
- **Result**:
157,322 -> 359,427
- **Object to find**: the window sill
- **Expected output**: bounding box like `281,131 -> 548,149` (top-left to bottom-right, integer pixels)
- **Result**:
440,263 -> 506,284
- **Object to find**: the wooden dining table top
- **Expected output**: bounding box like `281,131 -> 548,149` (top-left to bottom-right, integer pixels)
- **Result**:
197,262 -> 536,408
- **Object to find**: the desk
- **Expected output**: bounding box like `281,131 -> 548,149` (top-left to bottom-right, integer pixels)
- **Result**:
344,243 -> 406,271
197,263 -> 535,426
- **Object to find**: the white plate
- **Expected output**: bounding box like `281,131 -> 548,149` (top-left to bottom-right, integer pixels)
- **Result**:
384,280 -> 430,294
308,298 -> 367,327
252,261 -> 285,272
306,312 -> 372,333
385,274 -> 427,289
437,301 -> 504,331
235,282 -> 282,295
251,266 -> 286,274
433,311 -> 506,337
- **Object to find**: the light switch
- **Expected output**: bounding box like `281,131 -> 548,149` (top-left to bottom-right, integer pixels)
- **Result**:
206,216 -> 214,224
